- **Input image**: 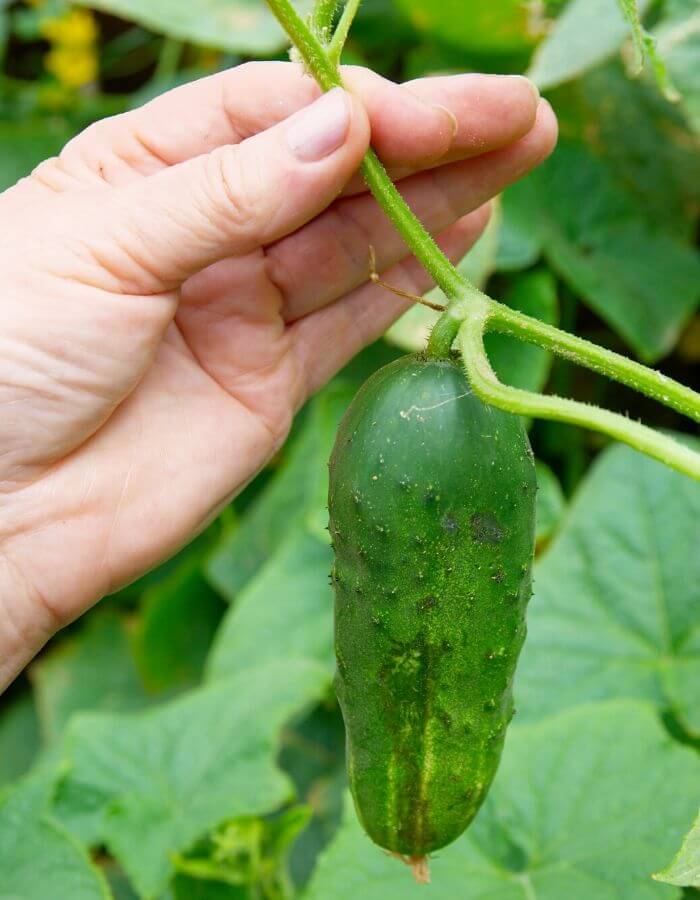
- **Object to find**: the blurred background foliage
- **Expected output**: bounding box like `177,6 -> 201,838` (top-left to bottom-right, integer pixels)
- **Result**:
0,1 -> 699,898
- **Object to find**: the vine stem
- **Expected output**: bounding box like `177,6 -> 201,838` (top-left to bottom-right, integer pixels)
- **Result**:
311,0 -> 340,39
265,0 -> 700,479
328,0 -> 363,64
459,305 -> 700,482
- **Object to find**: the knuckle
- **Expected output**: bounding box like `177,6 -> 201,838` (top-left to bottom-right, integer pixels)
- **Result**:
206,145 -> 269,242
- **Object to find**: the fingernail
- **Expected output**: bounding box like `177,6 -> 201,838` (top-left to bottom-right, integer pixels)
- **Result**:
286,88 -> 352,162
509,74 -> 540,103
433,104 -> 458,143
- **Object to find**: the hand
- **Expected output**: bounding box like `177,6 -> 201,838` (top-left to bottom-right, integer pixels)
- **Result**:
0,62 -> 557,687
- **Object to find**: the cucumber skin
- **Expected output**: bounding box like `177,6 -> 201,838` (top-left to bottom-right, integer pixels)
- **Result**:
328,355 -> 536,857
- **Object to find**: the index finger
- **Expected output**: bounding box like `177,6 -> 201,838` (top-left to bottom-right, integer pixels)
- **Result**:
53,62 -> 540,191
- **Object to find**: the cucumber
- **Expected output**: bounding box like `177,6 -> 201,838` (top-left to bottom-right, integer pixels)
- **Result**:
328,354 -> 536,868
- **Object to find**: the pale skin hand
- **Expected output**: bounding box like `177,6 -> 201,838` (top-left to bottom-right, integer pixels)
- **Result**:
0,62 -> 557,688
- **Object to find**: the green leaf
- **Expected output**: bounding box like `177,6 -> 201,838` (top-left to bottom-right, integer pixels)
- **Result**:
0,119 -> 73,191
0,768 -> 110,900
486,268 -> 558,393
535,461 -> 566,548
527,0 -> 653,90
654,0 -> 700,133
574,64 -> 700,240
393,0 -> 539,53
72,0 -> 311,54
30,611 -> 151,745
207,531 -> 333,682
278,703 -> 346,886
134,552 -> 226,693
516,441 -> 700,733
528,139 -> 700,361
304,702 -> 699,899
206,382 -> 355,600
60,660 -> 328,898
655,809 -> 700,887
0,691 -> 41,787
496,182 -> 543,271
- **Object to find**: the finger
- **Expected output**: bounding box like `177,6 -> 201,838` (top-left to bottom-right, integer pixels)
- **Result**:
273,99 -> 557,322
291,205 -> 491,401
340,69 -> 540,195
45,62 -> 538,192
88,89 -> 370,294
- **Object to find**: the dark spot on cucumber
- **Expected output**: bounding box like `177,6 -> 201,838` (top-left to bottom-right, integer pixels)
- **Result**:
423,484 -> 439,505
417,595 -> 437,612
491,566 -> 506,583
483,698 -> 497,712
441,513 -> 459,534
470,512 -> 505,544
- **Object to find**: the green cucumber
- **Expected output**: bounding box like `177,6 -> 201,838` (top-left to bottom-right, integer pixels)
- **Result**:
328,354 -> 536,870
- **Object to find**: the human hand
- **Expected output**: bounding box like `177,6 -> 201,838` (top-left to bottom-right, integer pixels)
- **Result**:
0,62 -> 556,687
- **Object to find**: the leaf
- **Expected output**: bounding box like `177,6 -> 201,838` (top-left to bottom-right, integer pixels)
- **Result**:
574,64 -> 700,240
535,460 -> 566,548
393,0 -> 539,53
303,702 -> 699,899
655,809 -> 700,887
206,531 -> 334,682
528,0 -> 653,90
72,0 -> 312,54
30,611 -> 151,745
278,703 -> 346,886
134,551 -> 226,693
60,660 -> 328,898
0,119 -> 72,191
654,0 -> 700,133
516,441 -> 700,733
0,691 -> 41,787
485,268 -> 558,393
173,807 -> 311,894
0,768 -> 110,900
528,139 -> 700,361
206,382 -> 355,600
496,182 -> 543,271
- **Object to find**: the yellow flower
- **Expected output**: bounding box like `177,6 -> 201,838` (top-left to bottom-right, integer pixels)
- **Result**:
40,8 -> 97,47
45,45 -> 98,87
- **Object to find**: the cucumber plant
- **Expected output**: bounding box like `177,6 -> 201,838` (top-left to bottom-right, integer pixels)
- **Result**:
265,0 -> 700,881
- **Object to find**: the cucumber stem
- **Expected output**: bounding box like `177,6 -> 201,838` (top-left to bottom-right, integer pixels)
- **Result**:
264,0 -> 700,478
459,307 -> 700,482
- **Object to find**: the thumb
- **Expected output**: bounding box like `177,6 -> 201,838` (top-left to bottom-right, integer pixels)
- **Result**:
97,88 -> 370,292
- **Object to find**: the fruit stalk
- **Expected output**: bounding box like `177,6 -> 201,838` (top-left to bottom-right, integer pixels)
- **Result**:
265,0 -> 700,481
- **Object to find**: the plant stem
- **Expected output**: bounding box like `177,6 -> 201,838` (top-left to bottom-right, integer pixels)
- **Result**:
459,308 -> 700,482
264,0 -> 700,476
266,0 -> 481,303
487,301 -> 700,422
328,0 -> 363,65
311,0 -> 339,40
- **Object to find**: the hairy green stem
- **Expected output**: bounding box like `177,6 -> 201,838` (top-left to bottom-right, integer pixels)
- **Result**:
265,0 -> 700,477
488,302 -> 700,423
459,309 -> 700,482
311,0 -> 339,40
267,0 -> 480,303
328,0 -> 363,64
